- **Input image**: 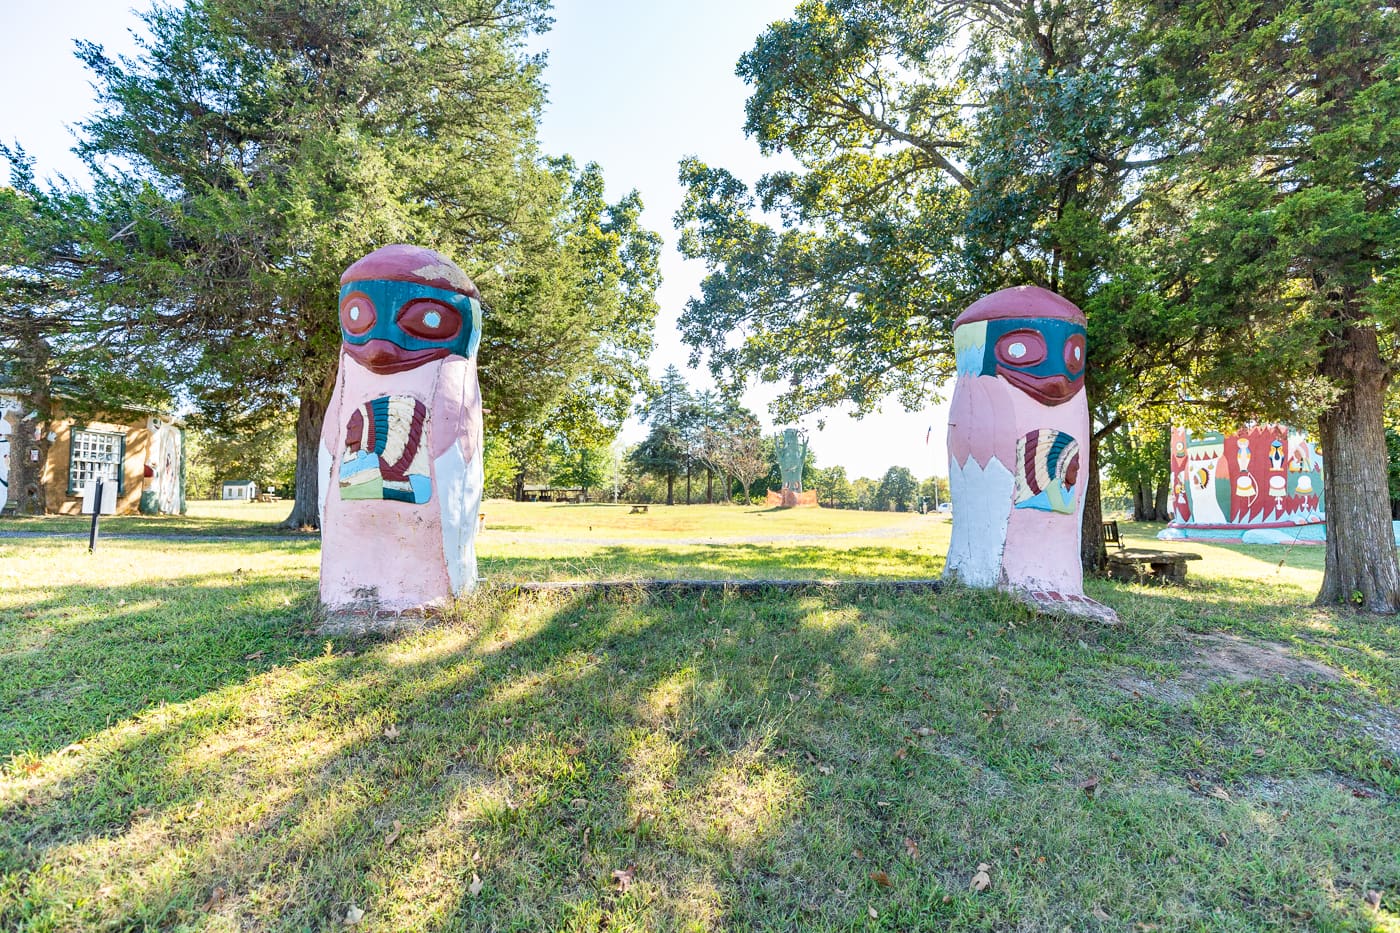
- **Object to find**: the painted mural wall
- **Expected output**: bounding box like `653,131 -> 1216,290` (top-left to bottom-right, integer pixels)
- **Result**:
140,417 -> 186,515
1164,425 -> 1323,541
0,395 -> 19,511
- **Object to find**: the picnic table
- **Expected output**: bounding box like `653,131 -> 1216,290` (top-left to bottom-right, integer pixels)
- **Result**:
1106,547 -> 1203,584
629,504 -> 649,514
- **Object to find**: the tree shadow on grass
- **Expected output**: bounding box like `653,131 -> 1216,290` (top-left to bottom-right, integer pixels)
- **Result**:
3,570 -> 1397,930
0,553 -> 322,761
2,585 -> 919,929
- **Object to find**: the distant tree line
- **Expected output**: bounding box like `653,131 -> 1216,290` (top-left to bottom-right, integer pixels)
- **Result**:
510,364 -> 945,511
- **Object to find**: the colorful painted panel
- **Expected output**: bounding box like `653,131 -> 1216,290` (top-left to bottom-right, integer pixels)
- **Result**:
340,395 -> 432,504
0,395 -> 19,512
1167,424 -> 1323,531
1013,429 -> 1080,514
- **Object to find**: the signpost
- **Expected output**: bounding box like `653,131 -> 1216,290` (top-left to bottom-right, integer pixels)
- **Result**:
82,477 -> 117,552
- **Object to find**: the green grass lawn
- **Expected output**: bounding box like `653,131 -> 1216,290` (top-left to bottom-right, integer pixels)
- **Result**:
1,505 -> 1397,931
0,499 -> 307,536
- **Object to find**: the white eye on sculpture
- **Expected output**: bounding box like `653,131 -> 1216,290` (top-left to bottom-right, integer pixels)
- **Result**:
349,306 -> 360,321
1008,342 -> 1027,359
1073,345 -> 1082,360
424,310 -> 441,328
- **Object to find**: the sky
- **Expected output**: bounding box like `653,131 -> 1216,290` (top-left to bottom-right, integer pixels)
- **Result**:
0,0 -> 951,481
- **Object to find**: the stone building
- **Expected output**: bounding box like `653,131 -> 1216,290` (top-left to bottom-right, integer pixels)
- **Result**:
0,392 -> 184,516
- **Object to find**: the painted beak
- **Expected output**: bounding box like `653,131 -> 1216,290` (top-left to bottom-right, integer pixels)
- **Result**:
998,368 -> 1082,406
345,339 -> 449,374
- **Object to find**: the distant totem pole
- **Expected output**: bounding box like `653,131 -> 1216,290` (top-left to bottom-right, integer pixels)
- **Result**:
319,244 -> 484,612
944,286 -> 1117,624
775,427 -> 808,507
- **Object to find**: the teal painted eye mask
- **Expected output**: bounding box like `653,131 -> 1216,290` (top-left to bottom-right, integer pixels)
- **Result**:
339,279 -> 482,358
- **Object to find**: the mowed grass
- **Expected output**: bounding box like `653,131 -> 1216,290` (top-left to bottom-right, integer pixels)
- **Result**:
1,506 -> 1397,931
0,499 -> 306,536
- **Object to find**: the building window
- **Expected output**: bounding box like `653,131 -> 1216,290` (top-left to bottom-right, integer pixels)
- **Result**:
68,429 -> 125,495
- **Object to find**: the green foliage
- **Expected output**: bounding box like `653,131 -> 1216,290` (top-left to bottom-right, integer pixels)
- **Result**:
674,0 -> 1196,421
626,424 -> 686,503
185,418 -> 295,498
919,475 -> 949,508
811,464 -> 852,508
876,465 -> 918,513
2,0 -> 661,523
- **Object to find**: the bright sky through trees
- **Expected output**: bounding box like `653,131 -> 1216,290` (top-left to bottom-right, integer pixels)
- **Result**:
0,0 -> 950,480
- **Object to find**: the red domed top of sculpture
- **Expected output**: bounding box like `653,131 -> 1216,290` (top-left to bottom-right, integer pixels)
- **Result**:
341,243 -> 480,298
955,285 -> 1085,327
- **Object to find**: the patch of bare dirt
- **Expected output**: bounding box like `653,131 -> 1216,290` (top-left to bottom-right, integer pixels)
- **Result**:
1117,633 -> 1341,705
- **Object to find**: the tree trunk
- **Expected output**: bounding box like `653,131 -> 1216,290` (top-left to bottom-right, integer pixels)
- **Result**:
283,387 -> 329,529
1080,431 -> 1107,574
706,467 -> 714,504
1131,483 -> 1147,522
1314,322 -> 1400,611
14,340 -> 52,516
685,463 -> 691,505
665,474 -> 674,506
1153,478 -> 1170,523
16,398 -> 51,516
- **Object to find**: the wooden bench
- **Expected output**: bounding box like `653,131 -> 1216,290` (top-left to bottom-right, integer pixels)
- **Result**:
1106,548 -> 1203,584
629,504 -> 649,514
1102,520 -> 1124,551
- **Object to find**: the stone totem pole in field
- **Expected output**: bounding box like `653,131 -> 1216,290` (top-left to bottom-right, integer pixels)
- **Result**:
944,286 -> 1117,624
775,427 -> 808,508
320,244 -> 484,613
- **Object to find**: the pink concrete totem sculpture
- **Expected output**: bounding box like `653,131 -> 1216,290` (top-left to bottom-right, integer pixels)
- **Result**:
944,286 -> 1117,624
320,245 -> 484,612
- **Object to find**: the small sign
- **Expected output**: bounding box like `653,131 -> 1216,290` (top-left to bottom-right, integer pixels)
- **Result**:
81,479 -> 118,515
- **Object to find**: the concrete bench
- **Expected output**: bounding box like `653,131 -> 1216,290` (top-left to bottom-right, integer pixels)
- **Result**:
1106,548 -> 1203,584
629,504 -> 649,514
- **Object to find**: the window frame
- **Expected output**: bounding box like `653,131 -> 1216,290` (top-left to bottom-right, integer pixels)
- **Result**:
67,427 -> 127,496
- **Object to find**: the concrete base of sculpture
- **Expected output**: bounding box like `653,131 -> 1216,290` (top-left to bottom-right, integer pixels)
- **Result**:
1015,588 -> 1120,625
767,489 -> 818,508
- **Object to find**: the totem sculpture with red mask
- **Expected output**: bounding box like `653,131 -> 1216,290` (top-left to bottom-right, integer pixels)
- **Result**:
320,245 -> 484,612
944,286 -> 1117,624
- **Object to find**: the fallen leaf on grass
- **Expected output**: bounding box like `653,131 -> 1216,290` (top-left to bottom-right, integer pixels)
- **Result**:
344,904 -> 365,925
893,746 -> 909,762
1364,890 -> 1382,909
132,806 -> 151,819
971,863 -> 992,892
383,723 -> 400,740
914,726 -> 934,737
1206,785 -> 1231,802
904,837 -> 919,859
202,886 -> 226,911
868,906 -> 879,919
816,764 -> 833,775
612,865 -> 636,893
468,874 -> 483,897
384,819 -> 403,848
1092,906 -> 1110,921
869,870 -> 893,888
243,650 -> 265,661
1078,775 -> 1100,799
